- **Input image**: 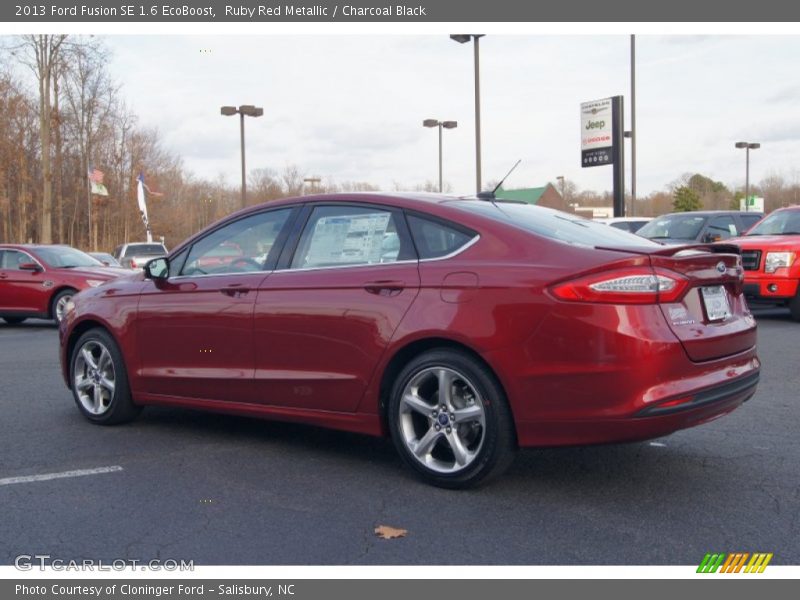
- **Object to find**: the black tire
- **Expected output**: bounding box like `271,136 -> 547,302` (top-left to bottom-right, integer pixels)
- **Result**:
388,348 -> 516,489
790,291 -> 800,322
2,316 -> 27,325
70,327 -> 141,425
51,288 -> 77,323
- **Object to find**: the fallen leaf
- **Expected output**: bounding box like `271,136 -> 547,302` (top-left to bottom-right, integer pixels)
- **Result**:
374,525 -> 408,540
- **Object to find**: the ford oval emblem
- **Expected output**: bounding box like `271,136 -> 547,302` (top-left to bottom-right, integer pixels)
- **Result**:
716,261 -> 726,273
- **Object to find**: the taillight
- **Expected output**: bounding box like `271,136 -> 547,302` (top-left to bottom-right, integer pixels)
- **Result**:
550,268 -> 689,304
130,259 -> 138,268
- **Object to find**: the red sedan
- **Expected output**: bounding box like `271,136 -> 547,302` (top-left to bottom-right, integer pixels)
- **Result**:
0,244 -> 125,325
58,194 -> 760,487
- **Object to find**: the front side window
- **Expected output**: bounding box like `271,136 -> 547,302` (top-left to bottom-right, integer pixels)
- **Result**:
291,206 -> 408,269
1,250 -> 32,270
706,216 -> 737,240
182,209 -> 291,276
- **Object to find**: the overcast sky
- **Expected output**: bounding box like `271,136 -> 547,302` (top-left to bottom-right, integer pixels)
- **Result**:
100,34 -> 800,196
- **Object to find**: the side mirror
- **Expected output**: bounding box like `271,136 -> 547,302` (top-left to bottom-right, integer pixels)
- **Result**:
144,257 -> 169,280
19,262 -> 43,272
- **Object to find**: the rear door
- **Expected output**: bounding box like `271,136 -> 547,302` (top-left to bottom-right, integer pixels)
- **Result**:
651,246 -> 755,362
252,203 -> 420,411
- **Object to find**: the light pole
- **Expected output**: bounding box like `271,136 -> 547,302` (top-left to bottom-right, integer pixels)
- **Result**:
221,104 -> 263,208
450,34 -> 484,193
735,141 -> 760,211
630,34 -> 637,216
423,119 -> 458,193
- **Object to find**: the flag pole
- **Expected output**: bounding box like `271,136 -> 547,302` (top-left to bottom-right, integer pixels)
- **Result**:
86,167 -> 93,251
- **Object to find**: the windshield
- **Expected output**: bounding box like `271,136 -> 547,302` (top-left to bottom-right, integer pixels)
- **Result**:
451,201 -> 663,249
637,214 -> 707,240
36,247 -> 104,268
746,209 -> 800,236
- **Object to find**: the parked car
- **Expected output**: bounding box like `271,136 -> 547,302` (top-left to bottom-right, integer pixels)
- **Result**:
594,216 -> 652,234
59,194 -> 759,488
112,242 -> 168,269
727,205 -> 800,320
0,244 -> 124,324
88,252 -> 123,268
637,211 -> 763,245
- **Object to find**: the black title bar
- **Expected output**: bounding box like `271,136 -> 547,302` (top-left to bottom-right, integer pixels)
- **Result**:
5,0 -> 800,22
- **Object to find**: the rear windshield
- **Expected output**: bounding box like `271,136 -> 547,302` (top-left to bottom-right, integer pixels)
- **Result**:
451,201 -> 662,249
125,244 -> 166,256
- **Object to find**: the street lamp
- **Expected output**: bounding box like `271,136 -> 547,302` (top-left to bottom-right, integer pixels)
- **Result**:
303,177 -> 321,195
221,104 -> 264,208
423,119 -> 458,193
735,141 -> 761,211
450,34 -> 484,193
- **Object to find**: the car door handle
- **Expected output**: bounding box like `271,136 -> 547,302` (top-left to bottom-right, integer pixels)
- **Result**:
221,284 -> 250,297
364,280 -> 405,296
0,273 -> 7,279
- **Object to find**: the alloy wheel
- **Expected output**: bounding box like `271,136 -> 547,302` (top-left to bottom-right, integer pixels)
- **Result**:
73,340 -> 116,415
397,366 -> 486,474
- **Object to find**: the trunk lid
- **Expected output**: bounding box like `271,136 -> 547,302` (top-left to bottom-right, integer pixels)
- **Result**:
647,244 -> 756,362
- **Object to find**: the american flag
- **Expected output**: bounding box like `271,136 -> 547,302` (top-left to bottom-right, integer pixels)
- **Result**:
88,168 -> 104,184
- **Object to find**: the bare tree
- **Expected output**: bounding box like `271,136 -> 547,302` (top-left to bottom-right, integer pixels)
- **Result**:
17,35 -> 68,243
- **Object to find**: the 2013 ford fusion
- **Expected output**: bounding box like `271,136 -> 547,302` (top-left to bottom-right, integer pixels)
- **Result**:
59,193 -> 760,487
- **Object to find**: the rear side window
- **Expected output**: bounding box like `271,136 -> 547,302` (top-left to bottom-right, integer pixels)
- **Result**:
406,214 -> 476,259
291,206 -> 411,269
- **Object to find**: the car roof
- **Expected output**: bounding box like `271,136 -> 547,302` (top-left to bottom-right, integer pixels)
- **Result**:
655,210 -> 763,217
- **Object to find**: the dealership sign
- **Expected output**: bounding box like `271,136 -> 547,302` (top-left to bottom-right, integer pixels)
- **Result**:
581,98 -> 613,168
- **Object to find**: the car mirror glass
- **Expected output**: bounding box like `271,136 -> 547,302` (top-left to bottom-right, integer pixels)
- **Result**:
145,257 -> 169,280
19,262 -> 42,272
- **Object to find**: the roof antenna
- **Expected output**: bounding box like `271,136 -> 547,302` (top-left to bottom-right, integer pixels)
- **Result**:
477,159 -> 522,202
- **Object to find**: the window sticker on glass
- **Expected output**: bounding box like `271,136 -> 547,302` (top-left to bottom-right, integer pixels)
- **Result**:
304,212 -> 392,266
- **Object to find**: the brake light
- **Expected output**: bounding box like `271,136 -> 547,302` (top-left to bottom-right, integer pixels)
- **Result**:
551,268 -> 689,304
130,259 -> 138,268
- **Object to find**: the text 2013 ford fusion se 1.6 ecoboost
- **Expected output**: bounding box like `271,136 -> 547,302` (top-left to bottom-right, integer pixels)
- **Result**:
58,193 -> 760,488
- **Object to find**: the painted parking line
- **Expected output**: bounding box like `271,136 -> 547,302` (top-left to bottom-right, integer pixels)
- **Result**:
0,465 -> 123,487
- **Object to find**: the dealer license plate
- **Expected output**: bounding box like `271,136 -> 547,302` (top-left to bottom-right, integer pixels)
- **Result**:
701,285 -> 731,321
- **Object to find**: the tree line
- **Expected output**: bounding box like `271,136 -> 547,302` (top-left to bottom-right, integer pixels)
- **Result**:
2,35 -> 799,252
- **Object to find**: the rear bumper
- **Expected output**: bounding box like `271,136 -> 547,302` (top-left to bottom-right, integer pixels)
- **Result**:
515,369 -> 758,447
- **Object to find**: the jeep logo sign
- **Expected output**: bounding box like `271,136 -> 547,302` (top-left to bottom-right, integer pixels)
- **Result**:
581,98 -> 613,168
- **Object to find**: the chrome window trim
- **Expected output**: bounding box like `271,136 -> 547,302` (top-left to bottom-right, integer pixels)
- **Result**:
163,223 -> 480,280
417,234 -> 480,262
274,259 -> 419,274
169,269 -> 270,281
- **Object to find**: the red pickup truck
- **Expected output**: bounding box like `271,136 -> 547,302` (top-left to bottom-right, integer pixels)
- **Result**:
728,205 -> 800,321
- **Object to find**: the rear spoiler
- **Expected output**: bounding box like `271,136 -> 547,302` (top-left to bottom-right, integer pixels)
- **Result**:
595,243 -> 741,257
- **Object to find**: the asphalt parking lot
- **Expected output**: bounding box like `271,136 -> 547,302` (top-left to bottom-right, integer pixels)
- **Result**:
0,310 -> 797,566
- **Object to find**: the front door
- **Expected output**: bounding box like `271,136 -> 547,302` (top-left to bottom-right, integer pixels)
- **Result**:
136,208 -> 294,403
0,249 -> 48,314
